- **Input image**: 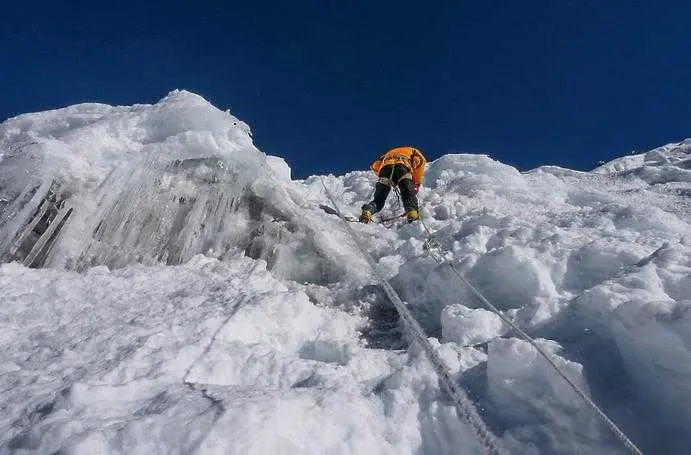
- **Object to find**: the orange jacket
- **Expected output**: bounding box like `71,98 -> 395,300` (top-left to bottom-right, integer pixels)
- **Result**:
371,147 -> 427,185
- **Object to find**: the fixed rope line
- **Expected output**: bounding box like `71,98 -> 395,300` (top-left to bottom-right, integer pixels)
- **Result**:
321,178 -> 506,455
379,212 -> 407,224
183,294 -> 247,386
418,219 -> 644,455
392,184 -> 402,212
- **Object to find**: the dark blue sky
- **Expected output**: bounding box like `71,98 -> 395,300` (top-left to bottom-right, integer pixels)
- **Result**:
2,1 -> 689,178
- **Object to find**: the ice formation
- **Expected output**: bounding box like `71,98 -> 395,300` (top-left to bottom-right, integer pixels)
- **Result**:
0,91 -> 689,454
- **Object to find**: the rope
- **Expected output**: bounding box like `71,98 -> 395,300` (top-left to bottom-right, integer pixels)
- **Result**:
392,184 -> 402,212
379,212 -> 406,224
321,180 -> 643,454
321,178 -> 506,455
183,294 -> 246,385
418,219 -> 644,455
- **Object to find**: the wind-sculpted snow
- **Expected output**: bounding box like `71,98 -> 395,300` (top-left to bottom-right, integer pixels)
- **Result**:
1,93 -> 690,454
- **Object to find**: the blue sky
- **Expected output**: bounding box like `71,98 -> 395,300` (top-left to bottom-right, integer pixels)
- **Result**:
1,1 -> 689,178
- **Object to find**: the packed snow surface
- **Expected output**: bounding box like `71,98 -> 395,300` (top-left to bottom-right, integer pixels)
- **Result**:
1,92 -> 689,454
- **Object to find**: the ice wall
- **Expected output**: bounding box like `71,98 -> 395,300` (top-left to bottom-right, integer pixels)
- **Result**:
0,91 -> 294,270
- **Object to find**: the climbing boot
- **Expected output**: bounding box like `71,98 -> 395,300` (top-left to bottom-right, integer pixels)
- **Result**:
359,209 -> 374,223
406,209 -> 419,222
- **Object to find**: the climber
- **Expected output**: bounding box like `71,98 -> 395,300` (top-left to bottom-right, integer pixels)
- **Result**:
360,146 -> 427,223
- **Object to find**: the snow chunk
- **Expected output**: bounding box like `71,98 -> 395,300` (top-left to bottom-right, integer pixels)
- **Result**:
377,254 -> 406,280
267,155 -> 291,181
468,245 -> 558,310
487,338 -> 621,454
426,153 -> 528,195
488,338 -> 587,414
441,304 -> 505,345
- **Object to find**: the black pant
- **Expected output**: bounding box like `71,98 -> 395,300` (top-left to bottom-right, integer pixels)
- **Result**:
362,164 -> 419,214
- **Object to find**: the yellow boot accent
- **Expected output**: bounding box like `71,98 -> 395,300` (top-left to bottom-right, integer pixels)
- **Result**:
406,210 -> 419,222
359,210 -> 374,223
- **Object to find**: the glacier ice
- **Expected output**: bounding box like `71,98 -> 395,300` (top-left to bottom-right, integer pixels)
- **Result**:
1,92 -> 690,454
0,91 -> 276,269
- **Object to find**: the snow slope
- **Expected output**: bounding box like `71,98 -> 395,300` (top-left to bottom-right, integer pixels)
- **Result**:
1,92 -> 689,454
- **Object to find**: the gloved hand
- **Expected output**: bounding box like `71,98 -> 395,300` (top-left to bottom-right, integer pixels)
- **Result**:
414,183 -> 420,194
